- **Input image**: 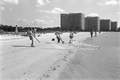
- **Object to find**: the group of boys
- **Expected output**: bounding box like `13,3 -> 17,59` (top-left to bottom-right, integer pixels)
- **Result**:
27,29 -> 74,47
55,31 -> 74,44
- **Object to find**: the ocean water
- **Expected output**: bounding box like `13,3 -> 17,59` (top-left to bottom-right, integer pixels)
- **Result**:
58,32 -> 120,80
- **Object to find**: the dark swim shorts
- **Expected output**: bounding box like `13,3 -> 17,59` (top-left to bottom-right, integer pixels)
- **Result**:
69,36 -> 73,39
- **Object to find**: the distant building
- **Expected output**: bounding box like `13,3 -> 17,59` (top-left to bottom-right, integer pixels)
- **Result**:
100,19 -> 111,31
85,16 -> 100,31
61,13 -> 85,30
111,21 -> 117,31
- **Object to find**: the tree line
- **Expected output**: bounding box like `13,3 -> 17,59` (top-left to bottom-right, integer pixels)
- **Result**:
0,24 -> 120,34
0,24 -> 63,33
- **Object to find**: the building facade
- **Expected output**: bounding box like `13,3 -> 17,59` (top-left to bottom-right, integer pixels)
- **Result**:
61,13 -> 85,30
85,17 -> 100,31
100,19 -> 111,31
111,21 -> 117,31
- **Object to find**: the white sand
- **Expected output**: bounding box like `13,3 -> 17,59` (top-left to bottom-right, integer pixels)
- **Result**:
0,32 -> 102,80
0,35 -> 24,40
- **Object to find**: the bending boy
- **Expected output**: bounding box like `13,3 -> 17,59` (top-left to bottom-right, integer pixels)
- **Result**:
55,31 -> 61,43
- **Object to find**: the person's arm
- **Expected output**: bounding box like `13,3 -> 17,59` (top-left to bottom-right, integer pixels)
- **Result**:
29,31 -> 35,37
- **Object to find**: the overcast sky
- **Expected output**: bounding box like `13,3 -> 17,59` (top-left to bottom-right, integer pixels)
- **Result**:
0,0 -> 119,28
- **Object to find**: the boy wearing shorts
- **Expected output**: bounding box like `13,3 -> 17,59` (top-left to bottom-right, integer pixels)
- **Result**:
27,29 -> 34,47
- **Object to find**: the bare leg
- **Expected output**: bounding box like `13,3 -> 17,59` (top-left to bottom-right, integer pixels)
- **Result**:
69,38 -> 72,44
91,35 -> 93,38
31,39 -> 34,47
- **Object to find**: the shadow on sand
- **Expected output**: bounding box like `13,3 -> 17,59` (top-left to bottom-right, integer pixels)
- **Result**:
12,45 -> 31,47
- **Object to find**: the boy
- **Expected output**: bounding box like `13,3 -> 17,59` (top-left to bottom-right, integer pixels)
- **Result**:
55,31 -> 61,43
27,29 -> 34,47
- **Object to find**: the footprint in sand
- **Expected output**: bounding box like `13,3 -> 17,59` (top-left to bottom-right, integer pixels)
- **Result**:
43,74 -> 50,78
51,66 -> 56,71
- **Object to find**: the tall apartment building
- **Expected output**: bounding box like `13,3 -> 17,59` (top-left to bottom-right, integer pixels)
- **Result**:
111,21 -> 117,31
85,17 -> 100,31
61,13 -> 85,30
100,19 -> 111,31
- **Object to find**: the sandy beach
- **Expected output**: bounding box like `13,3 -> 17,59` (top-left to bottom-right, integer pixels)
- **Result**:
0,32 -> 119,80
